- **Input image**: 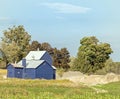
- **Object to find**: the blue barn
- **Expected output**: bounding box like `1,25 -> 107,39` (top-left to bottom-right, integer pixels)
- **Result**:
7,51 -> 56,79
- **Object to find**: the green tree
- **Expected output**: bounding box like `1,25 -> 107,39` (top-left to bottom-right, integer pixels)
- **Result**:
73,36 -> 113,74
60,48 -> 70,70
0,49 -> 8,68
69,56 -> 76,69
41,42 -> 52,53
52,48 -> 61,68
1,25 -> 31,63
96,59 -> 120,74
52,48 -> 70,70
30,41 -> 41,51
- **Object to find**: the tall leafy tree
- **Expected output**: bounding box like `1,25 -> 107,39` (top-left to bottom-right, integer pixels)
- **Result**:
41,42 -> 52,53
30,41 -> 41,51
0,49 -> 8,68
73,36 -> 113,74
60,48 -> 70,69
30,41 -> 53,54
1,25 -> 31,63
52,48 -> 70,70
52,48 -> 61,68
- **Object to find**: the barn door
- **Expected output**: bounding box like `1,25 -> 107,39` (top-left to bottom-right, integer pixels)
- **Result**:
15,68 -> 23,78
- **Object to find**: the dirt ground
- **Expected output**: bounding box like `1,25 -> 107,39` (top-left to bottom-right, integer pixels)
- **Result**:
56,71 -> 120,85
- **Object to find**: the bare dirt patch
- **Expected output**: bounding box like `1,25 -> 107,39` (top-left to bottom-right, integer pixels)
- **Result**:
57,71 -> 120,85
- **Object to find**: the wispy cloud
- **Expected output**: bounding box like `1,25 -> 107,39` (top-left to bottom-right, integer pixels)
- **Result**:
41,3 -> 91,14
0,17 -> 17,25
0,17 -> 10,21
56,16 -> 65,19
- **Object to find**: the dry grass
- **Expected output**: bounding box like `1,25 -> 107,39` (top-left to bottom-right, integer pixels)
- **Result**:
0,69 -> 120,99
0,69 -> 7,79
0,69 -> 7,74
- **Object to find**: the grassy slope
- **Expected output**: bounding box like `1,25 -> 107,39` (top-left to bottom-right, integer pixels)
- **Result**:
0,69 -> 120,99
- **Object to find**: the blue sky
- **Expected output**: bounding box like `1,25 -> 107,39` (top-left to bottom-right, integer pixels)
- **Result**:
0,0 -> 120,61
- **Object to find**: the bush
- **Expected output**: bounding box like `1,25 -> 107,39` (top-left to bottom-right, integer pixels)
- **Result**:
95,59 -> 120,75
57,68 -> 65,77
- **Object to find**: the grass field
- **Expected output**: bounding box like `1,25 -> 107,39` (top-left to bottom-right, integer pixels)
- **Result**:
0,69 -> 120,99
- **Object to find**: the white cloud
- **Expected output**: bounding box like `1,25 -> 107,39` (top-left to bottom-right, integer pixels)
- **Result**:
41,3 -> 91,14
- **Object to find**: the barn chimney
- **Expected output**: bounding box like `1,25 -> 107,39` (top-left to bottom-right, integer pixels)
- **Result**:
22,58 -> 26,67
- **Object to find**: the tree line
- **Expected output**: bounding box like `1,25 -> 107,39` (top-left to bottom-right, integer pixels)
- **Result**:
0,25 -> 119,74
0,25 -> 70,70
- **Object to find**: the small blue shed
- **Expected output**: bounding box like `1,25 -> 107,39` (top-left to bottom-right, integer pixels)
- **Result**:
7,51 -> 56,79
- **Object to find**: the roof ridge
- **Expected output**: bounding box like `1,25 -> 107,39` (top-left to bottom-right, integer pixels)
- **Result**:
26,59 -> 45,61
30,50 -> 46,52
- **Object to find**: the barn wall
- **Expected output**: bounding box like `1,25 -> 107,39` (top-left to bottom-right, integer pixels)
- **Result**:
25,68 -> 35,79
36,62 -> 54,79
7,64 -> 15,78
41,52 -> 52,65
14,68 -> 23,78
53,69 -> 56,79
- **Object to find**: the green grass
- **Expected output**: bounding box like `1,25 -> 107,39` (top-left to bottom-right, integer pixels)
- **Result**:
0,79 -> 93,99
93,82 -> 120,98
0,69 -> 120,99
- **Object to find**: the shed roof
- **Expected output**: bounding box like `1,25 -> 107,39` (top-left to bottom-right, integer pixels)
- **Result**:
25,51 -> 46,60
17,60 -> 45,68
17,60 -> 56,69
11,63 -> 23,68
26,60 -> 45,68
